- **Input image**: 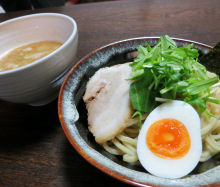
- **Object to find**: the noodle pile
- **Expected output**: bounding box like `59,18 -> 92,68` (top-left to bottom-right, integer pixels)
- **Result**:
200,82 -> 220,162
102,82 -> 220,163
103,122 -> 139,163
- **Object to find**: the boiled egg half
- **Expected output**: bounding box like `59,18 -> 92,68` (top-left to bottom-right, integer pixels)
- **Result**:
137,100 -> 202,179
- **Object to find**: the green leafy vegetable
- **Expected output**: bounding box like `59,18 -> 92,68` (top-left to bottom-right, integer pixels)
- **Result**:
132,111 -> 143,129
129,69 -> 157,113
129,35 -> 219,115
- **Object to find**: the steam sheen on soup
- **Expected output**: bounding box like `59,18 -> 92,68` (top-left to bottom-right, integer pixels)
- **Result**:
0,40 -> 62,72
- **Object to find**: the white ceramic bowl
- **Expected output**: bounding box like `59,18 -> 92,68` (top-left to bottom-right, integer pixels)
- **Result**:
0,13 -> 78,106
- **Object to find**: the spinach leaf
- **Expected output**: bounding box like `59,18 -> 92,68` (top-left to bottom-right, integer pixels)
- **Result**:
129,70 -> 157,113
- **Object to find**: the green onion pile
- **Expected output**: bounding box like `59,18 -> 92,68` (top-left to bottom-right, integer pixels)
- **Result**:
129,35 -> 219,117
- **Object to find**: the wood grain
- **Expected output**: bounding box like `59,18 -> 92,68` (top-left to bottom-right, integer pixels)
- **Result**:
0,0 -> 219,186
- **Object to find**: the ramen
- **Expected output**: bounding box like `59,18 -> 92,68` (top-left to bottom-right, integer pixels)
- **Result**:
83,36 -> 220,179
0,40 -> 62,72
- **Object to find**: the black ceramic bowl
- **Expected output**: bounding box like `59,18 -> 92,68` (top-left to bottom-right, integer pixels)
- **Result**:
58,37 -> 220,187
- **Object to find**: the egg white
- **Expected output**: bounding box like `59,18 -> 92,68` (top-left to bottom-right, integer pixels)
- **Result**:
137,100 -> 202,179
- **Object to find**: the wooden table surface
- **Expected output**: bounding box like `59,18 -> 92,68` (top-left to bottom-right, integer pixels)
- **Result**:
0,0 -> 219,186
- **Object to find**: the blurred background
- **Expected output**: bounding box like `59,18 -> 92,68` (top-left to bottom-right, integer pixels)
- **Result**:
0,0 -> 119,13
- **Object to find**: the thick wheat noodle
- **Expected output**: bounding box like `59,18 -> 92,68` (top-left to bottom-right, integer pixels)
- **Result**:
212,134 -> 220,139
102,83 -> 220,163
123,153 -> 138,163
116,134 -> 137,145
200,83 -> 220,161
112,139 -> 134,155
102,143 -> 123,155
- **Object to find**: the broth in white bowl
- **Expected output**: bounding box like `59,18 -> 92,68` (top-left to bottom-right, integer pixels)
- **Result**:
0,40 -> 62,72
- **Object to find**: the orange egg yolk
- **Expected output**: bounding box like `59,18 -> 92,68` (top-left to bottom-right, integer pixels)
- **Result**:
146,118 -> 191,159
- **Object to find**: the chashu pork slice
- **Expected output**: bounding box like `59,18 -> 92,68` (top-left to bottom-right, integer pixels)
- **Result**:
83,63 -> 133,144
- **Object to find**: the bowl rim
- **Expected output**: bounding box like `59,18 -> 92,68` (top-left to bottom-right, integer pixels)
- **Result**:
58,37 -> 220,187
0,12 -> 77,75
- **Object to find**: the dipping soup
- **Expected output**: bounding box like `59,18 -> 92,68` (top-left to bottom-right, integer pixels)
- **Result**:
0,40 -> 62,72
